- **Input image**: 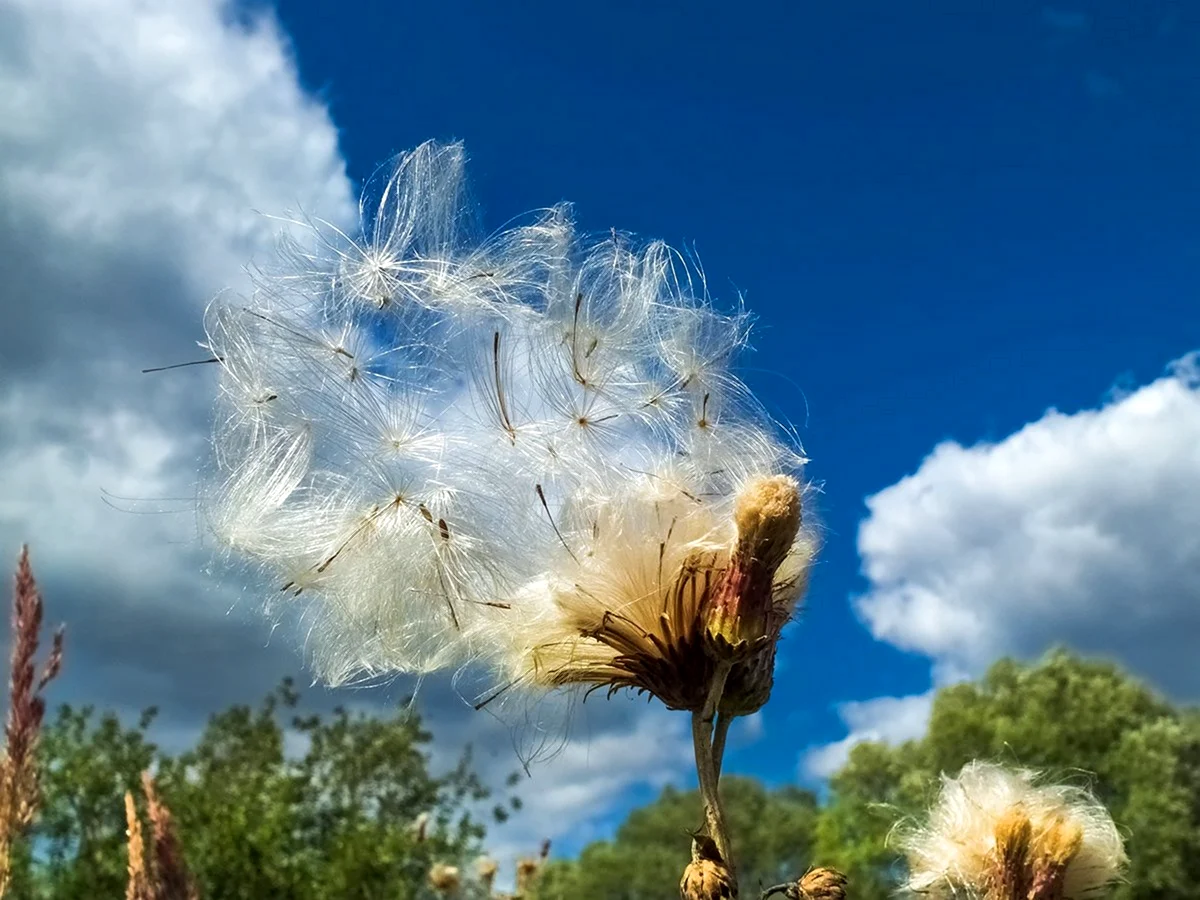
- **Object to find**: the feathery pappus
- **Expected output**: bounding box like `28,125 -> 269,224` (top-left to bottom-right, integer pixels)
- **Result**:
895,761 -> 1126,900
200,140 -> 818,712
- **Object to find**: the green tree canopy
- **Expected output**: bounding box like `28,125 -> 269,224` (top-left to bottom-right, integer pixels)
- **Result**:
815,650 -> 1200,900
12,679 -> 507,900
535,776 -> 820,900
541,651 -> 1199,900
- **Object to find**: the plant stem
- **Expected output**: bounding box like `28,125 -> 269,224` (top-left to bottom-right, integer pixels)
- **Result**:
691,660 -> 735,875
712,711 -> 733,780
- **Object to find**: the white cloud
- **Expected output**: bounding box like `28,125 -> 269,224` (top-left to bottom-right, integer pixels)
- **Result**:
494,702 -> 692,862
0,0 -> 354,721
855,355 -> 1200,694
804,357 -> 1200,775
802,692 -> 933,779
0,0 -> 691,866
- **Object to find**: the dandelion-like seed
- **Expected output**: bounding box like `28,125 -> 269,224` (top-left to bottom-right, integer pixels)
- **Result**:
200,140 -> 817,890
896,761 -> 1126,900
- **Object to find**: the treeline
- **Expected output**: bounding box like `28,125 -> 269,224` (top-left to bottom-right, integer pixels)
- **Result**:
1,548 -> 521,900
535,652 -> 1200,900
8,679 -> 514,900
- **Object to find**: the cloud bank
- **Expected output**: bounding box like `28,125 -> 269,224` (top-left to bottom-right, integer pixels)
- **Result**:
805,357 -> 1200,775
0,0 -> 688,869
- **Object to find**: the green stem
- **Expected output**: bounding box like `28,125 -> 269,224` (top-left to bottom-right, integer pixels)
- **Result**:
712,711 -> 733,780
691,660 -> 735,876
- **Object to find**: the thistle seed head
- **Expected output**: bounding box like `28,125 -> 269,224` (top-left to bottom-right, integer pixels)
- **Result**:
475,855 -> 499,887
201,140 -> 816,717
897,762 -> 1125,900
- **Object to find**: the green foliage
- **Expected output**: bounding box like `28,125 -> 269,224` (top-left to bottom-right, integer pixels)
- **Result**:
814,650 -> 1200,900
8,650 -> 1198,900
547,651 -> 1200,900
535,776 -> 819,900
10,679 -> 498,900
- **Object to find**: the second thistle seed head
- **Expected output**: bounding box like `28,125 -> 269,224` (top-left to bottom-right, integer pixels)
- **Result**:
897,762 -> 1125,900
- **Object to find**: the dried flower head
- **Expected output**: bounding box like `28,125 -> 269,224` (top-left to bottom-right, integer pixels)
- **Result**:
201,141 -> 816,713
125,791 -> 151,900
515,856 -> 542,896
475,855 -> 499,889
896,761 -> 1126,900
429,862 -> 462,895
799,867 -> 849,900
762,865 -> 848,900
680,834 -> 737,900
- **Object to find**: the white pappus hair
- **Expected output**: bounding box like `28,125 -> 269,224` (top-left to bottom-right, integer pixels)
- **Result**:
896,761 -> 1127,900
200,140 -> 813,694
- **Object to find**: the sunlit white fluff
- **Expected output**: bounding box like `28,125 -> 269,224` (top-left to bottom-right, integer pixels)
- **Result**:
896,761 -> 1126,899
201,140 -> 812,691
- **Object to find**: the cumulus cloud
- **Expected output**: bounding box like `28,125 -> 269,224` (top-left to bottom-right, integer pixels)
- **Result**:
0,0 -> 352,717
0,0 -> 690,868
804,356 -> 1200,774
802,692 -> 933,779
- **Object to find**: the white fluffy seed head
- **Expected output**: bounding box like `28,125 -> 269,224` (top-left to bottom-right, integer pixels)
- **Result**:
201,140 -> 814,692
896,761 -> 1127,900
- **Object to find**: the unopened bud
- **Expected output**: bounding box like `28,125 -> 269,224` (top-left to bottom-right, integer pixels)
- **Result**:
680,835 -> 737,900
797,867 -> 849,900
704,476 -> 802,659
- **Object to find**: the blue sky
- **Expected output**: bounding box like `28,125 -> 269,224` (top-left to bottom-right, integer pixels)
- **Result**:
2,0 -> 1199,869
262,0 -> 1200,786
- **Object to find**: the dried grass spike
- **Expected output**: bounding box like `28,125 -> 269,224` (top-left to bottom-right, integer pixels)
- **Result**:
0,547 -> 64,899
142,771 -> 200,900
125,791 -> 151,900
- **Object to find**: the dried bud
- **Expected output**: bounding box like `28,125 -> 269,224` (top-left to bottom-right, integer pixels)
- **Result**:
797,867 -> 848,900
476,855 -> 499,889
704,475 -> 802,659
515,857 -> 541,895
680,835 -> 737,900
1025,813 -> 1084,900
988,807 -> 1035,900
429,863 -> 461,896
762,865 -> 848,900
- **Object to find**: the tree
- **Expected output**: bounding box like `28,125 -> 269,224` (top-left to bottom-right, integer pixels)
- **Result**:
12,680 -> 500,900
535,776 -> 819,900
814,650 -> 1200,900
22,704 -> 158,898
